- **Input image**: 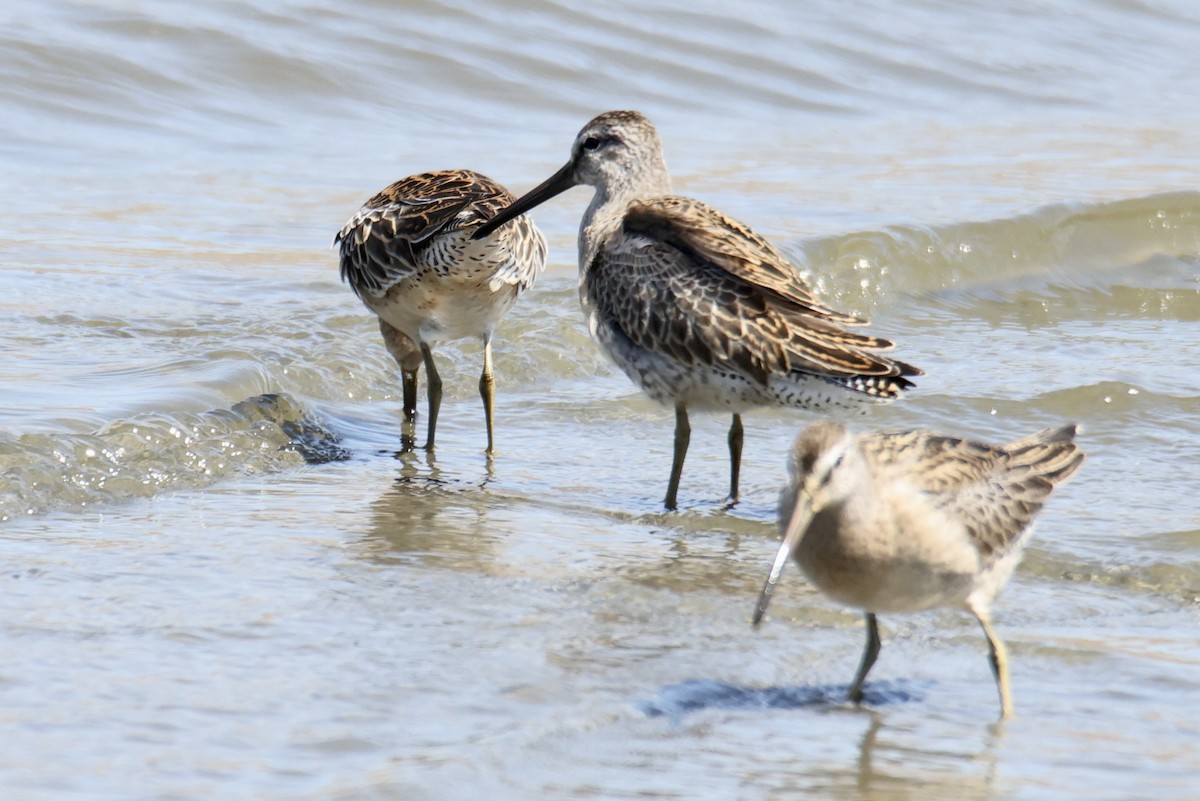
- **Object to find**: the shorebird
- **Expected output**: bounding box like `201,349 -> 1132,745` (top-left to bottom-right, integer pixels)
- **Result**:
473,110 -> 920,509
336,169 -> 547,454
751,420 -> 1084,718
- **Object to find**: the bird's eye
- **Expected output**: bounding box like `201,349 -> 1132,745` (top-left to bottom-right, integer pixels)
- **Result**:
582,136 -> 604,151
817,454 -> 843,486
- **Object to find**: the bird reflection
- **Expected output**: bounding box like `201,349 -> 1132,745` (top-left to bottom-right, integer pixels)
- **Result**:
854,711 -> 1003,798
353,451 -> 499,572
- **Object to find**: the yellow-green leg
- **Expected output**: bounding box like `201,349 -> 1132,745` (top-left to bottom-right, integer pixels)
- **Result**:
848,612 -> 881,704
665,403 -> 690,510
479,337 -> 496,455
727,413 -> 744,504
420,343 -> 442,452
378,319 -> 422,424
401,369 -> 418,423
970,602 -> 1013,719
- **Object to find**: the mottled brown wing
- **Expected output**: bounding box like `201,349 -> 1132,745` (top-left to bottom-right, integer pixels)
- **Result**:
861,426 -> 1083,560
623,196 -> 864,325
590,198 -> 916,384
335,169 -> 513,296
585,237 -> 787,382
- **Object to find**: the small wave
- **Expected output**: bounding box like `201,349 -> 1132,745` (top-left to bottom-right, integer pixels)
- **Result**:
0,393 -> 347,523
792,191 -> 1200,313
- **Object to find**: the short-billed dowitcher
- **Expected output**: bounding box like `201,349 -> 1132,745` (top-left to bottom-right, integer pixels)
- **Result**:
752,420 -> 1084,718
474,111 -> 919,508
336,169 -> 547,454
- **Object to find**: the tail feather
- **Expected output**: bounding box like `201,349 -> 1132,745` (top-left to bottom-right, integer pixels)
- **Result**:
825,371 -> 917,400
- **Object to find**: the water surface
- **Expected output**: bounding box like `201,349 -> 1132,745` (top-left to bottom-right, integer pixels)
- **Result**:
2,1 -> 1199,799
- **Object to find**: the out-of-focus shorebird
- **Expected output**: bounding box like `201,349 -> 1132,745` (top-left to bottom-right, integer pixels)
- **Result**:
337,169 -> 547,454
752,420 -> 1084,718
474,111 -> 919,509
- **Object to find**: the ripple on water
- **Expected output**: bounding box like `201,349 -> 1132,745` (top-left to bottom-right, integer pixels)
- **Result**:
0,393 -> 346,522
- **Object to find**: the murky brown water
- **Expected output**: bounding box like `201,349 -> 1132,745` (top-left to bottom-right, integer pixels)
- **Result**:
2,1 -> 1199,799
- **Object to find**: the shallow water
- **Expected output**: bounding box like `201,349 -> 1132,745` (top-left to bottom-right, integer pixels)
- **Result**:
3,1 -> 1200,799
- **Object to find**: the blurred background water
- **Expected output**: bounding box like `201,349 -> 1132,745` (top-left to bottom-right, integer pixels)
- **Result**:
2,1 -> 1199,799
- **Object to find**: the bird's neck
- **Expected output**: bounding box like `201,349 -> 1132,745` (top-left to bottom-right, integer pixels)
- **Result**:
577,163 -> 671,272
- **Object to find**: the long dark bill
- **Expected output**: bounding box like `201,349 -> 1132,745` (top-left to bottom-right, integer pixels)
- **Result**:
750,493 -> 813,627
471,160 -> 578,240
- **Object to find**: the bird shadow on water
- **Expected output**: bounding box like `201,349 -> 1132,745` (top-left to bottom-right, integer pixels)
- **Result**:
638,678 -> 926,722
